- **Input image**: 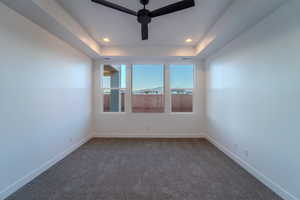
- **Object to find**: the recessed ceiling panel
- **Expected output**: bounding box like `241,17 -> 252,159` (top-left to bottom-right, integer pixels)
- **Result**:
57,0 -> 232,46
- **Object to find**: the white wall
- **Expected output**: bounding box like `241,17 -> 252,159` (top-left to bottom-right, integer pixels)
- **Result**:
93,61 -> 206,137
0,2 -> 93,199
206,1 -> 300,200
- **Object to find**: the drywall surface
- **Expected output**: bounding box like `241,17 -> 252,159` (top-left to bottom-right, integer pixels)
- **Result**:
206,1 -> 300,199
93,62 -> 206,137
0,2 -> 92,199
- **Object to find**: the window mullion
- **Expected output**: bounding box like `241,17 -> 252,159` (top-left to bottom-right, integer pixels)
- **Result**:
99,65 -> 104,113
193,64 -> 197,113
164,64 -> 171,113
119,89 -> 121,112
125,64 -> 132,113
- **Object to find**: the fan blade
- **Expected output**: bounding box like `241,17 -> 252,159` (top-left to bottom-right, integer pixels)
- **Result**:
141,23 -> 148,40
150,0 -> 195,18
91,0 -> 137,16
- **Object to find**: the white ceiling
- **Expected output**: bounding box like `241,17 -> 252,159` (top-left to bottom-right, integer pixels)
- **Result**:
57,0 -> 232,46
2,0 -> 287,58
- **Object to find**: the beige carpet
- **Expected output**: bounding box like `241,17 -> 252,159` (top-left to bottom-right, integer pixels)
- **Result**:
6,138 -> 283,200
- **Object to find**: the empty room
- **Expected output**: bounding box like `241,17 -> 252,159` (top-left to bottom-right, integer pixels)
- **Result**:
0,0 -> 299,200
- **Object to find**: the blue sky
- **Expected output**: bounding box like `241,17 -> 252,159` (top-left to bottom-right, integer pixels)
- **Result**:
132,64 -> 193,90
170,64 -> 193,88
132,64 -> 164,90
103,64 -> 194,90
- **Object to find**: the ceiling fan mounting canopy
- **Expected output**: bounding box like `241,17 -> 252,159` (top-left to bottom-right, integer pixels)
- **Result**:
91,0 -> 195,40
140,0 -> 149,6
137,9 -> 151,24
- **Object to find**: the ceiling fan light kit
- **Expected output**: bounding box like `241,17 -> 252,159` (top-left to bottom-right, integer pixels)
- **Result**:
91,0 -> 195,40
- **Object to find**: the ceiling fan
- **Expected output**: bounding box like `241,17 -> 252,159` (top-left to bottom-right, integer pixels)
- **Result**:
91,0 -> 195,40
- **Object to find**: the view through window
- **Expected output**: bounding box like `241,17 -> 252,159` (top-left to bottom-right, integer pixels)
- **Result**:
132,64 -> 164,113
101,64 -> 194,113
102,64 -> 126,112
170,64 -> 194,112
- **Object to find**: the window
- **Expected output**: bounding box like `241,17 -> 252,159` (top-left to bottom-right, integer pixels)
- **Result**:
132,64 -> 164,113
101,64 -> 127,112
99,63 -> 196,114
170,64 -> 194,112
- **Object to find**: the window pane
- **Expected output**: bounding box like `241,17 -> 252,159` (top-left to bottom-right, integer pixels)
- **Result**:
103,89 -> 125,112
170,65 -> 194,89
102,64 -> 126,88
171,89 -> 193,112
170,65 -> 193,113
132,64 -> 164,113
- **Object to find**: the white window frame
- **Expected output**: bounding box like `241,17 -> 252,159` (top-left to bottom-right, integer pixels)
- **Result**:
98,62 -> 197,115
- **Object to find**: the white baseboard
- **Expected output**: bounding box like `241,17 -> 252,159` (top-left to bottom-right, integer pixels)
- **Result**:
206,135 -> 298,200
92,132 -> 206,139
0,135 -> 92,200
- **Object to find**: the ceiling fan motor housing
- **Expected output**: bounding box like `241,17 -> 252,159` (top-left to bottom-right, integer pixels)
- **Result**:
137,9 -> 151,24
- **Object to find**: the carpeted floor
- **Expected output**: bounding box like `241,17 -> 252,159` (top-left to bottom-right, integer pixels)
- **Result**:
6,138 -> 283,200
